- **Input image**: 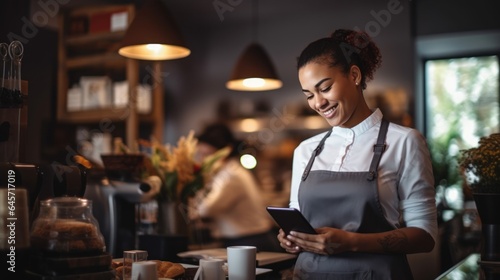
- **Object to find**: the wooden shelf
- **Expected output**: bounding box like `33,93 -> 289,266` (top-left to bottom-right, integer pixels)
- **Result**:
66,53 -> 125,69
65,30 -> 126,46
58,108 -> 155,123
57,4 -> 165,146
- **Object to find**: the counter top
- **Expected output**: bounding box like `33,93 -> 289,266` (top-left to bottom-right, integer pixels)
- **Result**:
177,248 -> 296,267
436,253 -> 480,279
436,253 -> 500,280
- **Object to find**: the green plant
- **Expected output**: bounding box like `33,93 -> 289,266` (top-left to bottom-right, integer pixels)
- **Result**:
458,133 -> 500,193
429,128 -> 461,188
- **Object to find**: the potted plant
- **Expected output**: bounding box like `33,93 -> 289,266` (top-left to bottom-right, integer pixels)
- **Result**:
458,133 -> 500,262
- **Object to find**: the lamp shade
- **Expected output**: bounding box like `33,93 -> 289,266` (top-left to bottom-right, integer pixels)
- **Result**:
226,43 -> 282,91
118,0 -> 190,60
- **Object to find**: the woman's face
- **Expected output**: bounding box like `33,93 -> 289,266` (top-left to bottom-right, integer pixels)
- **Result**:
298,61 -> 367,128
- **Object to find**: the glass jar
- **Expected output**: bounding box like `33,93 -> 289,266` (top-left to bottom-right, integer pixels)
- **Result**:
30,197 -> 105,256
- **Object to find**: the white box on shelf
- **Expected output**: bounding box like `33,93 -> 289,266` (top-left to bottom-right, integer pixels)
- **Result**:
113,81 -> 129,108
111,11 -> 129,32
112,82 -> 152,113
67,85 -> 83,112
137,84 -> 152,114
80,76 -> 112,109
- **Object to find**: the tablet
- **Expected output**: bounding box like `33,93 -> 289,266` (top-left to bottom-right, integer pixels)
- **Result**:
266,206 -> 317,235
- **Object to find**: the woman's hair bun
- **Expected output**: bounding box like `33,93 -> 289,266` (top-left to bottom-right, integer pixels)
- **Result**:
331,29 -> 382,88
297,28 -> 382,89
330,29 -> 351,42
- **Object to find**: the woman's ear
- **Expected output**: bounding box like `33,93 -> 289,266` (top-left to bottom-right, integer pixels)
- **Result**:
349,65 -> 362,85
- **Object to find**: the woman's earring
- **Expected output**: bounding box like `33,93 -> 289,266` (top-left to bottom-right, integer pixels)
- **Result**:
355,82 -> 359,86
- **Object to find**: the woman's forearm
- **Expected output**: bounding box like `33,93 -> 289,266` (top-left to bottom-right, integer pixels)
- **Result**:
348,227 -> 435,254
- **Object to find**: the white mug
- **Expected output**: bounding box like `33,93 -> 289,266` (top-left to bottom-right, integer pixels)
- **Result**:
131,261 -> 158,280
227,246 -> 256,280
193,258 -> 225,280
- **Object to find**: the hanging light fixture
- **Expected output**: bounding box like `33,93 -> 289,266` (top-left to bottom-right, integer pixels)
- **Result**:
226,0 -> 282,91
118,0 -> 190,61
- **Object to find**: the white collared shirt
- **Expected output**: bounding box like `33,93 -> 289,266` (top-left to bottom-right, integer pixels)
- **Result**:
290,109 -> 438,242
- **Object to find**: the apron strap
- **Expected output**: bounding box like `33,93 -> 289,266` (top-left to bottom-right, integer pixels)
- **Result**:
301,129 -> 332,181
367,119 -> 389,181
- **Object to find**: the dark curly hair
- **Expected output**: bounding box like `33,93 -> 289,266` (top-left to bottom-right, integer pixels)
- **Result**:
197,122 -> 243,158
297,29 -> 382,89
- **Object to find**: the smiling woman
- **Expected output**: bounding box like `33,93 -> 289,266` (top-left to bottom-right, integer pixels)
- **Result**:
276,29 -> 438,279
299,64 -> 370,128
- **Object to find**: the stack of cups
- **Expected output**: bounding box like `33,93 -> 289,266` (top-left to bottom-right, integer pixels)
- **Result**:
227,246 -> 257,280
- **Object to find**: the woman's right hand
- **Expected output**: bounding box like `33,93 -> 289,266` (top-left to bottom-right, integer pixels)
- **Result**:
277,229 -> 301,254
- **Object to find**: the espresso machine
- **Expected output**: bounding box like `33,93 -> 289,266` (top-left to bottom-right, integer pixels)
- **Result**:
83,154 -> 161,258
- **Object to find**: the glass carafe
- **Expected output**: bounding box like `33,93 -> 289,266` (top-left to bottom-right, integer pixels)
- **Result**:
30,197 -> 106,256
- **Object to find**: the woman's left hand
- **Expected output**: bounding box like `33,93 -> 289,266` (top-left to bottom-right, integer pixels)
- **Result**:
286,227 -> 353,255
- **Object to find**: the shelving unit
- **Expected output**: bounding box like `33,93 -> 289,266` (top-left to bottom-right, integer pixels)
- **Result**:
56,4 -> 164,147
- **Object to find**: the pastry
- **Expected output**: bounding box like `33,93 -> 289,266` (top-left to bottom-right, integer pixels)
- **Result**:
158,261 -> 172,275
115,265 -> 130,280
162,263 -> 185,278
111,260 -> 123,269
31,219 -> 105,252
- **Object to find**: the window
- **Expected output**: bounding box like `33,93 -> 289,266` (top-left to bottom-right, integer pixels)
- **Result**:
425,55 -> 499,212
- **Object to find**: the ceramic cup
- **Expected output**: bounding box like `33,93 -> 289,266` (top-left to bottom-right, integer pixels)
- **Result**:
193,258 -> 225,280
131,260 -> 158,280
227,246 -> 256,280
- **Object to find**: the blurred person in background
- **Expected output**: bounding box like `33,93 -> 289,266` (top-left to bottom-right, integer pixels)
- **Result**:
189,122 -> 281,252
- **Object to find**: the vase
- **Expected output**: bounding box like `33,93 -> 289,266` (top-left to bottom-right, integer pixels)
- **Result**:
473,193 -> 500,262
157,200 -> 189,236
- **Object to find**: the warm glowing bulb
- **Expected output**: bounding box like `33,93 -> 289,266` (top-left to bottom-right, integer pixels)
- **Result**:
240,118 -> 260,132
242,78 -> 265,88
240,154 -> 257,169
146,44 -> 163,52
304,116 -> 327,129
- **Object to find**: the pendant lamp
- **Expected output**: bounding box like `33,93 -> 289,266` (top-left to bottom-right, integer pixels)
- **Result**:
226,0 -> 282,91
118,0 -> 190,61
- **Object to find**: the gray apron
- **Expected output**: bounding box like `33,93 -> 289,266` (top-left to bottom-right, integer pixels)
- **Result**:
294,120 -> 413,280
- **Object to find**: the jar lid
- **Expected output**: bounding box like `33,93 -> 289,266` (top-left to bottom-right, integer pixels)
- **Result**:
40,196 -> 91,208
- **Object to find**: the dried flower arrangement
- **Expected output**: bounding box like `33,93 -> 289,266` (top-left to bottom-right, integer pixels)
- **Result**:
143,131 -> 231,203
